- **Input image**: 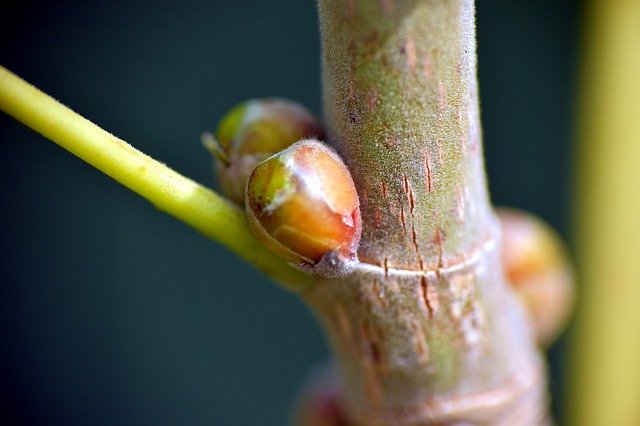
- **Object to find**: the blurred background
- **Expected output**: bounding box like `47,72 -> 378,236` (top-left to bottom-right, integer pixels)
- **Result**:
0,1 -> 579,424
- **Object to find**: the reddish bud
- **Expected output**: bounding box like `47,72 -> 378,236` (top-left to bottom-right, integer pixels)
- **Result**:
246,140 -> 361,277
499,208 -> 574,346
293,363 -> 347,426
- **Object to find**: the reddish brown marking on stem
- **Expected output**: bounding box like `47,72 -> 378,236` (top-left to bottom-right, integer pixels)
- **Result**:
411,224 -> 420,252
381,180 -> 388,198
420,275 -> 434,318
409,189 -> 416,215
402,173 -> 409,194
438,81 -> 446,111
383,257 -> 389,278
434,226 -> 444,268
424,151 -> 433,192
428,278 -> 439,314
415,335 -> 426,357
400,204 -> 407,236
402,174 -> 414,215
411,222 -> 425,270
401,38 -> 417,72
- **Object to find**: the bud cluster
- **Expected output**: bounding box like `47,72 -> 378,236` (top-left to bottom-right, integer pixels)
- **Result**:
205,99 -> 361,277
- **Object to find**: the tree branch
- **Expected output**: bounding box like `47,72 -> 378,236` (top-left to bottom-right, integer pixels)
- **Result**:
301,1 -> 548,423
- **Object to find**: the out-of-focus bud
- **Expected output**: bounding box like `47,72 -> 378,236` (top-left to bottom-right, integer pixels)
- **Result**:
293,363 -> 347,426
203,98 -> 324,204
498,208 -> 574,346
246,140 -> 361,278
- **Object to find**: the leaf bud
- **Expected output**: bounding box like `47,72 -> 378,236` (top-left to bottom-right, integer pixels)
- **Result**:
246,140 -> 361,277
203,98 -> 324,204
498,208 -> 574,346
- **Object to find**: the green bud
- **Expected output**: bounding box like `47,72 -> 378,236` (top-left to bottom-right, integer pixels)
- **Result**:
204,98 -> 324,204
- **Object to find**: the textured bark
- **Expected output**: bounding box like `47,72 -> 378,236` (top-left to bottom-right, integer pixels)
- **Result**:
300,1 -> 548,424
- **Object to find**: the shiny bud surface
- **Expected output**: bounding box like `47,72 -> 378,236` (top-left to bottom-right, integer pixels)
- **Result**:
208,98 -> 323,204
246,140 -> 361,277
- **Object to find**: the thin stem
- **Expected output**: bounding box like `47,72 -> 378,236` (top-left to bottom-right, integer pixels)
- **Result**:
0,65 -> 312,292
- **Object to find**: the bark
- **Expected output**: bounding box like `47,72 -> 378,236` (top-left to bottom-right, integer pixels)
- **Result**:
300,1 -> 548,424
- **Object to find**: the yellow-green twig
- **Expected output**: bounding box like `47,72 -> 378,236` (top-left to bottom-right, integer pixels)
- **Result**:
0,65 -> 312,292
568,0 -> 640,425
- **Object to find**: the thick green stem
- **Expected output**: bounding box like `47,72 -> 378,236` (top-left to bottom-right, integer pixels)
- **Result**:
302,1 -> 547,423
321,0 -> 490,269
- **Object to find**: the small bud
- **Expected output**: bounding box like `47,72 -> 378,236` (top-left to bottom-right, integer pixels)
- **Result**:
293,363 -> 346,426
204,98 -> 324,204
246,140 -> 361,277
498,208 -> 574,346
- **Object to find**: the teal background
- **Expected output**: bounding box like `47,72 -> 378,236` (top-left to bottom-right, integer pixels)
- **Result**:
0,1 -> 578,424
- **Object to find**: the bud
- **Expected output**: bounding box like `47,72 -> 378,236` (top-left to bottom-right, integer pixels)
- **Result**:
203,98 -> 324,204
498,208 -> 574,346
293,363 -> 346,426
246,140 -> 361,277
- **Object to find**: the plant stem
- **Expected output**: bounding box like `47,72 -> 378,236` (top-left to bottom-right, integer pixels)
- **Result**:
568,0 -> 640,424
301,1 -> 547,423
0,65 -> 312,292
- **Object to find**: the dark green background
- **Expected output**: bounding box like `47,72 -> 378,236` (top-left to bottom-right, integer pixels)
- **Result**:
0,1 -> 578,424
